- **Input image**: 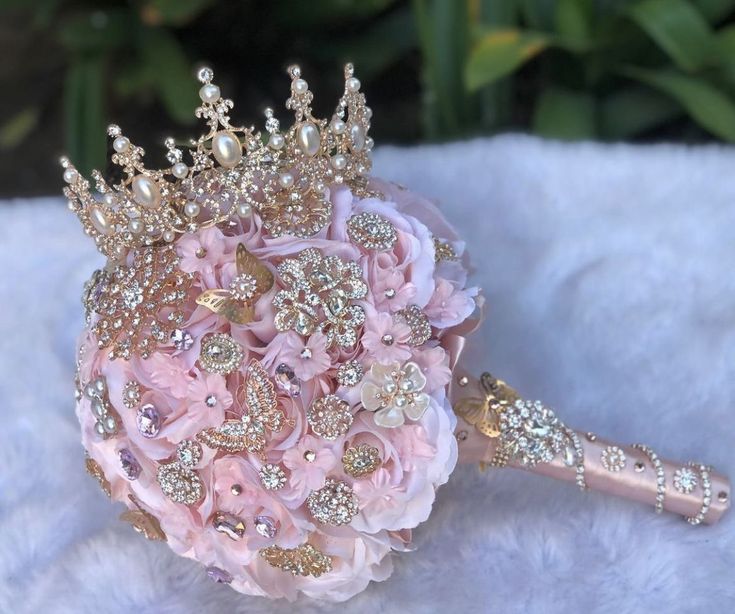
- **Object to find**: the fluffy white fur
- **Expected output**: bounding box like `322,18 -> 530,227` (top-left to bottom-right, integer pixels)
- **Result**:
1,135 -> 733,613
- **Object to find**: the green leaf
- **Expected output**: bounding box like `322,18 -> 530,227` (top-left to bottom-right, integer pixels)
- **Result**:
146,0 -> 215,25
620,66 -> 735,140
477,0 -> 521,24
600,86 -> 682,139
64,55 -> 107,176
691,0 -> 735,23
519,0 -> 556,30
715,24 -> 735,67
140,29 -> 197,124
312,7 -> 416,80
58,9 -> 134,53
627,0 -> 714,71
0,108 -> 39,150
554,0 -> 593,47
532,87 -> 596,139
465,29 -> 548,91
413,0 -> 473,137
275,0 -> 398,27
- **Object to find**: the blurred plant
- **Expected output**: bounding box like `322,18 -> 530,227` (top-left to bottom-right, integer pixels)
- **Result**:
414,0 -> 735,141
0,0 -> 416,193
2,0 -> 735,197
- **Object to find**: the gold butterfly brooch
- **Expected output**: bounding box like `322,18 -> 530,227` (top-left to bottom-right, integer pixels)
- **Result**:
196,243 -> 274,324
196,359 -> 288,458
454,372 -> 518,439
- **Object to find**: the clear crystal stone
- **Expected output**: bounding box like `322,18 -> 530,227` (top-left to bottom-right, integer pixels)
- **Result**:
170,328 -> 193,351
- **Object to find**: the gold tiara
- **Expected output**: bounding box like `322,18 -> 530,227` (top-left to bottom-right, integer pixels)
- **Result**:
60,64 -> 374,260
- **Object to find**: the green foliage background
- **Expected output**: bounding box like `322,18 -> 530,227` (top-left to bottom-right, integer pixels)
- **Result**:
2,0 -> 735,196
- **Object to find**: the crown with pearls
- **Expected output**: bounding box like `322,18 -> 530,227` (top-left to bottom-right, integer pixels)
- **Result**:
61,64 -> 374,260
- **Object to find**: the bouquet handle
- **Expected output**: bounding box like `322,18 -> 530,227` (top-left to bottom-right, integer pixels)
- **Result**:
450,369 -> 730,525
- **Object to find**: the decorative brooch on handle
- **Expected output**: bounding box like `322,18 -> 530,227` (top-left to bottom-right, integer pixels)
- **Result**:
452,371 -> 730,525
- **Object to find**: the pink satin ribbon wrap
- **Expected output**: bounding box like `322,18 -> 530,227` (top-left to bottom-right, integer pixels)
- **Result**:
448,365 -> 731,525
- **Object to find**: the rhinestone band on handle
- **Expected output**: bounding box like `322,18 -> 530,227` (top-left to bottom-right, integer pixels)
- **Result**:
450,370 -> 731,526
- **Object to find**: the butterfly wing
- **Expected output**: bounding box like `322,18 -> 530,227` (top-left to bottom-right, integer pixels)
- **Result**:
119,497 -> 166,541
454,397 -> 500,438
236,244 -> 274,296
196,420 -> 250,453
455,398 -> 488,425
244,359 -> 285,433
196,289 -> 254,324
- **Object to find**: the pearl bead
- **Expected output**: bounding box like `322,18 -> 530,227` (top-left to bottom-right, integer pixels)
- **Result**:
102,193 -> 116,206
184,202 -> 200,218
366,137 -> 374,150
111,245 -> 127,261
113,136 -> 130,153
278,172 -> 294,189
94,422 -> 106,436
331,118 -> 346,134
94,377 -> 106,393
236,203 -> 252,217
268,133 -> 285,150
91,399 -> 105,417
350,124 -> 366,152
346,77 -> 361,92
172,162 -> 188,179
131,175 -> 162,209
90,206 -> 112,235
103,415 -> 117,433
297,122 -> 320,157
331,154 -> 347,170
128,219 -> 143,234
63,168 -> 78,184
365,106 -> 373,119
212,131 -> 242,168
199,83 -> 221,103
162,230 -> 175,243
293,78 -> 308,94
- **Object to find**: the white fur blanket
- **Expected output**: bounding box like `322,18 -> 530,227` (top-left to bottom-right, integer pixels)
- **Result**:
1,135 -> 733,613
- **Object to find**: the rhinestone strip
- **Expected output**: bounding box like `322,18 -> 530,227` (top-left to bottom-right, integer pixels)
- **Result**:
562,427 -> 587,491
631,444 -> 666,514
685,463 -> 712,525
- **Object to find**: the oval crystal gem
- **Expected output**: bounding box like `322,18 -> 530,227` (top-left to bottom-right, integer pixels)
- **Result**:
136,403 -> 161,438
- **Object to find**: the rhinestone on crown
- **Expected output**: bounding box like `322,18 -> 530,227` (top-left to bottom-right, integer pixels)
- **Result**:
61,64 -> 374,260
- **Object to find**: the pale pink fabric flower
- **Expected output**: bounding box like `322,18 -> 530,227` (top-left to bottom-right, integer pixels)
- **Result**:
423,277 -> 479,328
370,265 -> 417,312
176,226 -> 229,279
361,312 -> 412,364
281,434 -> 339,498
411,345 -> 452,393
276,331 -> 331,381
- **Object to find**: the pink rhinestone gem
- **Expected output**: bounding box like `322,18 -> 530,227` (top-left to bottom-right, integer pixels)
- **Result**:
275,363 -> 301,397
136,403 -> 161,438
